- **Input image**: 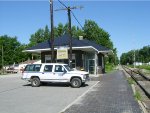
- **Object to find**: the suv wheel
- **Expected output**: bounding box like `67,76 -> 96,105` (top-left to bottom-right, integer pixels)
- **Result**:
71,78 -> 81,88
31,77 -> 40,87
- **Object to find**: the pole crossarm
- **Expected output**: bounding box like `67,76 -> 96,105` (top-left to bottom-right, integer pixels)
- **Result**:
54,6 -> 83,11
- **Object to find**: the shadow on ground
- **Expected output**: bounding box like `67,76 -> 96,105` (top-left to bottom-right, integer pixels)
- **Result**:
23,83 -> 89,88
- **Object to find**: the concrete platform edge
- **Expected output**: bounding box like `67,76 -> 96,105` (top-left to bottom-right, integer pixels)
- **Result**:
121,68 -> 148,113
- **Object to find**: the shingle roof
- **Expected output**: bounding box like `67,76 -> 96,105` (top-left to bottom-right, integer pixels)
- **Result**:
26,34 -> 111,52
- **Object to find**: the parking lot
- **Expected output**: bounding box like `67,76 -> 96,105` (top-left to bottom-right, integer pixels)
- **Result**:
0,74 -> 97,113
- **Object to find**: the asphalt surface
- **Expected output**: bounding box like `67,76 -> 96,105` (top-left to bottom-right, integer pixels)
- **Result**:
63,70 -> 142,113
0,74 -> 97,113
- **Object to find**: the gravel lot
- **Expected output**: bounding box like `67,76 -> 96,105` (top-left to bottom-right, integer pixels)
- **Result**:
0,74 -> 97,113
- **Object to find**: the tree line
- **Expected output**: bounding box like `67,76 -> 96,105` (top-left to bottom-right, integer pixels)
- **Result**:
120,45 -> 150,65
0,20 -> 118,68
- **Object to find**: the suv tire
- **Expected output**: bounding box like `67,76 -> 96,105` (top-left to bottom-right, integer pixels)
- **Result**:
31,77 -> 40,87
71,78 -> 81,88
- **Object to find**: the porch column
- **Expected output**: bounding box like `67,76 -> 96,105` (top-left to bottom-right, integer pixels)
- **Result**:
98,53 -> 105,74
95,52 -> 98,75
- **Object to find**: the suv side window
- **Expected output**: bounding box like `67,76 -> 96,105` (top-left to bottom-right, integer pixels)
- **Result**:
35,64 -> 41,71
24,64 -> 41,72
44,65 -> 53,72
55,65 -> 66,72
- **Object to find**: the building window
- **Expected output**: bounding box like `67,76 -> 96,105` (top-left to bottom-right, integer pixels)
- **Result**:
72,60 -> 76,68
72,54 -> 76,68
45,55 -> 51,63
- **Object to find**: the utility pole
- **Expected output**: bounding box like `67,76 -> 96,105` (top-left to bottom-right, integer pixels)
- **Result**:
2,45 -> 4,74
68,7 -> 72,68
50,0 -> 55,63
134,50 -> 135,68
55,6 -> 83,68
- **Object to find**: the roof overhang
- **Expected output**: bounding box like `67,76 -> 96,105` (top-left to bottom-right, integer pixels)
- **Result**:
23,46 -> 113,55
98,50 -> 114,55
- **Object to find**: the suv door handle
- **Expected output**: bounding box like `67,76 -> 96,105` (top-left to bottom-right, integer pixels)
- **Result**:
42,73 -> 44,74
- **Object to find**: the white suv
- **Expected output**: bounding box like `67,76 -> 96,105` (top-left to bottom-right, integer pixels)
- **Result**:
22,63 -> 89,88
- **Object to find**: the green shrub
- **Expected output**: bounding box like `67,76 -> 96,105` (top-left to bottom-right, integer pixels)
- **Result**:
134,91 -> 141,101
137,65 -> 150,70
105,63 -> 115,73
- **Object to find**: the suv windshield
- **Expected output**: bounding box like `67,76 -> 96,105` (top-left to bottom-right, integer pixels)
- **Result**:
64,65 -> 73,72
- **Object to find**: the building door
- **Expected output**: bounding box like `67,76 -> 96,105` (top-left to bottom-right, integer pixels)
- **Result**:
88,59 -> 95,74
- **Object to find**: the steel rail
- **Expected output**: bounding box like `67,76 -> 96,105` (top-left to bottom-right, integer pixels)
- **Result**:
122,66 -> 150,99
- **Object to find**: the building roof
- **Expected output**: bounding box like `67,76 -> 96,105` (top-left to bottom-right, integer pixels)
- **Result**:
24,34 -> 112,54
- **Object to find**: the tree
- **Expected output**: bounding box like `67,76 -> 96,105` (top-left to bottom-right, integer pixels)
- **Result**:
44,25 -> 50,41
0,35 -> 30,68
83,20 -> 113,49
56,23 -> 64,37
120,45 -> 150,65
73,26 -> 85,38
29,26 -> 50,47
84,20 -> 100,41
83,20 -> 117,64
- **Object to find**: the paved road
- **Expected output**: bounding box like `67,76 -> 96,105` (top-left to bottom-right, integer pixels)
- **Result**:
63,71 -> 142,113
0,74 -> 97,113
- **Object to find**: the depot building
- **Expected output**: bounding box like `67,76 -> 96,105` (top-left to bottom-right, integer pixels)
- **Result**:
23,34 -> 112,74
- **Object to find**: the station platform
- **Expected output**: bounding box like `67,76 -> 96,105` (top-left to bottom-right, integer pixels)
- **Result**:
64,70 -> 142,113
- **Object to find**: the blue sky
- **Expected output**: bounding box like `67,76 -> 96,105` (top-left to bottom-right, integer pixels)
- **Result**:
0,1 -> 150,58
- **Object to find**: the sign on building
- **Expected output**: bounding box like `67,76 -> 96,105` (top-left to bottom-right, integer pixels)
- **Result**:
57,48 -> 68,59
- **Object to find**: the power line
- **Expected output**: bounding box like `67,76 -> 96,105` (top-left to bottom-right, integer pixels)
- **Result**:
57,0 -> 83,29
71,11 -> 83,29
57,0 -> 68,9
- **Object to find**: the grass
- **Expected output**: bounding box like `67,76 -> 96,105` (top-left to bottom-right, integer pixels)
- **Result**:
105,63 -> 115,73
127,65 -> 134,68
127,78 -> 141,101
127,65 -> 150,70
136,65 -> 150,70
127,77 -> 135,85
126,77 -> 141,101
134,90 -> 142,101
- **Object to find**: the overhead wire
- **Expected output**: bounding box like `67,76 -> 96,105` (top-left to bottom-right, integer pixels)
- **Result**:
71,11 -> 83,29
57,0 -> 68,9
57,0 -> 83,29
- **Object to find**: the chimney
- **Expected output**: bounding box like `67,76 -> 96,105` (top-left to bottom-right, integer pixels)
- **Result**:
79,36 -> 83,40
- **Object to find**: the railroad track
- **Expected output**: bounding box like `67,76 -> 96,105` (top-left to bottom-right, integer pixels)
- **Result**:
122,66 -> 150,99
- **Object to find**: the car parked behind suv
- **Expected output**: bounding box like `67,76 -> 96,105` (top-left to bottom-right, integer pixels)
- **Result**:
6,67 -> 18,73
22,63 -> 89,88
